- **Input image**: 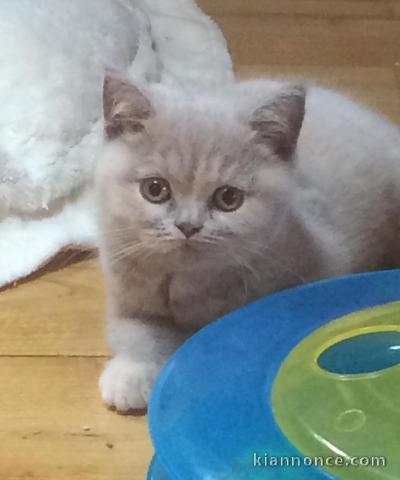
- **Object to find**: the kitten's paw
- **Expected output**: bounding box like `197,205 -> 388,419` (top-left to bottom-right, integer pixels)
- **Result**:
99,357 -> 159,412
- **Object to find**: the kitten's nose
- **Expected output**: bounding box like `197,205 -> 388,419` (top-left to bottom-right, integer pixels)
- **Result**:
175,222 -> 203,238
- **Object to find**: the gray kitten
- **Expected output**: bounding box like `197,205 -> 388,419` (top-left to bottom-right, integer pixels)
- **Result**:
96,75 -> 400,411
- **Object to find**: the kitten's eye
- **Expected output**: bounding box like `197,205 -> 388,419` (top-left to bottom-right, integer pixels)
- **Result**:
212,185 -> 244,212
140,177 -> 171,204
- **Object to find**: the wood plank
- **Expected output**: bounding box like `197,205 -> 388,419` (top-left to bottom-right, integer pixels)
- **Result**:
199,0 -> 400,19
0,357 -> 153,480
236,65 -> 400,124
217,16 -> 400,67
394,62 -> 400,90
0,260 -> 107,356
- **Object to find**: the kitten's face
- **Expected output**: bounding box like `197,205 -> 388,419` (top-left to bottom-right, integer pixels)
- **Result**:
98,77 -> 305,267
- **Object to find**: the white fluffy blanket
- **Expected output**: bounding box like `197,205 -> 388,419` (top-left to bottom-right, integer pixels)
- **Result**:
0,0 -> 233,287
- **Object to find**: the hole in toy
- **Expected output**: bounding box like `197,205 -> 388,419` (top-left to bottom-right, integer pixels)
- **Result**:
318,331 -> 400,375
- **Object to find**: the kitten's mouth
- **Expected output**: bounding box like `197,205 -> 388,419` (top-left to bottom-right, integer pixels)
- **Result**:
157,237 -> 217,256
174,239 -> 197,250
168,238 -> 208,254
182,241 -> 197,250
181,238 -> 219,256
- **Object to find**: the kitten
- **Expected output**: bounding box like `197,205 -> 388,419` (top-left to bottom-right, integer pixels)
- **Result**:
96,74 -> 400,411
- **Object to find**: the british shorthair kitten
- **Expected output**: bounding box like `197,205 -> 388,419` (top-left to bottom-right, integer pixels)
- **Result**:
96,75 -> 400,411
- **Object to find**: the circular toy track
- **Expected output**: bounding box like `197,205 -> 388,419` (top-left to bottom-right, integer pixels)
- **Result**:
148,270 -> 400,479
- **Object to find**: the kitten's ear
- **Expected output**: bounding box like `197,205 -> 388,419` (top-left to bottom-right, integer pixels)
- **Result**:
249,85 -> 306,160
103,74 -> 153,140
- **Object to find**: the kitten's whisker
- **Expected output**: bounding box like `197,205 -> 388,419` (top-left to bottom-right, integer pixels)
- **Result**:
243,242 -> 300,275
240,259 -> 263,283
228,250 -> 251,299
196,238 -> 218,245
109,240 -> 146,255
107,225 -> 139,235
108,241 -> 151,264
237,241 -> 307,284
199,235 -> 221,245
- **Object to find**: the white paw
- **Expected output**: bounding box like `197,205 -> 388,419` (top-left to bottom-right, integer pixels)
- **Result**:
99,357 -> 159,412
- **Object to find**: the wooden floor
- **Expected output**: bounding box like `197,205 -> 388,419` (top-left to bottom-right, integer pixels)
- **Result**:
1,1 -> 400,479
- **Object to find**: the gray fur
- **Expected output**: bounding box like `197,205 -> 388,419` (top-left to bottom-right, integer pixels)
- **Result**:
96,76 -> 400,411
